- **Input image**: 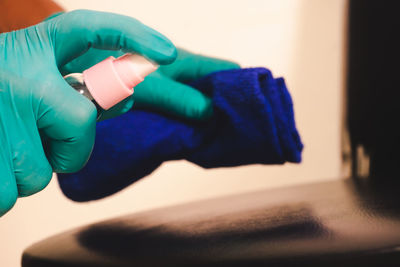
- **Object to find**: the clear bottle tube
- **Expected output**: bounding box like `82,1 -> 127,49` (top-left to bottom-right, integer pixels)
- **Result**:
64,73 -> 95,101
64,73 -> 102,118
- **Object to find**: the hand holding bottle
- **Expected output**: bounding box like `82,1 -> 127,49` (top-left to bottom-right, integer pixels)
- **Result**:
0,10 -> 176,216
62,48 -> 241,121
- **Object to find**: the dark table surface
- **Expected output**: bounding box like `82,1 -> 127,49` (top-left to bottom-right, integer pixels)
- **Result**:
22,177 -> 400,267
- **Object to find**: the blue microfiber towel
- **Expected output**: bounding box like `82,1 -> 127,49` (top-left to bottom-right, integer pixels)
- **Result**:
58,68 -> 303,201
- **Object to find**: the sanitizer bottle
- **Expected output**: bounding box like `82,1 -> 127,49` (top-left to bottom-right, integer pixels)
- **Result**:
64,53 -> 158,114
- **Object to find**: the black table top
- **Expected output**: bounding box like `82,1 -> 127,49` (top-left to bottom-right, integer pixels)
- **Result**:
22,177 -> 400,266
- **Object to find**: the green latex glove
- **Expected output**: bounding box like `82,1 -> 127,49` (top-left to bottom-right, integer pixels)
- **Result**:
0,10 -> 176,216
61,48 -> 240,120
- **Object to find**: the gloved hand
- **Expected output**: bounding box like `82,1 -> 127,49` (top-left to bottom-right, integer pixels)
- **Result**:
0,9 -> 176,217
61,48 -> 240,120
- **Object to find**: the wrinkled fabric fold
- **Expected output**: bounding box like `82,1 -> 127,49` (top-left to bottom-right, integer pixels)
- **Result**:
58,68 -> 303,201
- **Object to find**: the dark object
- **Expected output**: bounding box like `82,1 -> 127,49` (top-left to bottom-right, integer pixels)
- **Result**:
22,0 -> 400,266
21,179 -> 400,267
58,68 -> 302,202
346,0 -> 400,178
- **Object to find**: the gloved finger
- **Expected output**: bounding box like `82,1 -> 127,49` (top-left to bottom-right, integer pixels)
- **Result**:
0,146 -> 17,217
53,10 -> 177,68
133,73 -> 213,120
159,48 -> 240,83
97,96 -> 134,121
0,74 -> 51,213
11,123 -> 53,197
60,47 -> 134,121
36,77 -> 97,173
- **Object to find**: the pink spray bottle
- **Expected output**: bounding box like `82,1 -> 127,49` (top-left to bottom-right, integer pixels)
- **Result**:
64,53 -> 158,116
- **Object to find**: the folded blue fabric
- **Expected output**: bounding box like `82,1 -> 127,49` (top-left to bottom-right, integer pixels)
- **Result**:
58,68 -> 303,201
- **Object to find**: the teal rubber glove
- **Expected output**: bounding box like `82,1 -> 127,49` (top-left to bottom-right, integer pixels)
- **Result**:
0,10 -> 176,216
61,48 -> 240,121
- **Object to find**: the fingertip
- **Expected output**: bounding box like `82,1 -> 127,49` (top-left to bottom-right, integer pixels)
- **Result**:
128,20 -> 177,65
223,60 -> 241,70
53,161 -> 84,174
159,49 -> 240,82
0,188 -> 17,217
16,164 -> 53,197
142,38 -> 177,65
49,103 -> 96,173
187,95 -> 214,121
161,44 -> 178,65
120,97 -> 135,113
39,89 -> 97,174
201,57 -> 241,73
98,96 -> 134,121
0,157 -> 17,217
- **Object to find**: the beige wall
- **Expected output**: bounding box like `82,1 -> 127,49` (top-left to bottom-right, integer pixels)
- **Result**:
0,1 -> 347,266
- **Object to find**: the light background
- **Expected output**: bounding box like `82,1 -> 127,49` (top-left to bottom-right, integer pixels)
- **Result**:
0,0 -> 347,266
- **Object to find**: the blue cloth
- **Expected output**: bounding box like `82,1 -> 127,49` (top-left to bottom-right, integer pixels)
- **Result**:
58,68 -> 303,201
